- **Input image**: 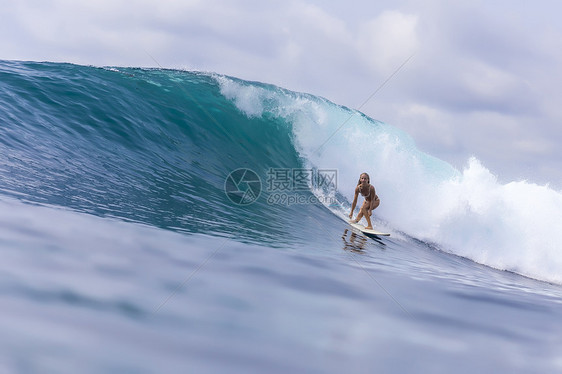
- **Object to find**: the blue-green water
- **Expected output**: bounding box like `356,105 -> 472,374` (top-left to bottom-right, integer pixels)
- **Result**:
1,60 -> 561,373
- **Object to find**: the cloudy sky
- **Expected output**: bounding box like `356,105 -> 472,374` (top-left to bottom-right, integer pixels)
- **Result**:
2,0 -> 562,188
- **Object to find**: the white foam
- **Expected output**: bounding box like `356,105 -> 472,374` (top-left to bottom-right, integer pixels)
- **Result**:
216,76 -> 562,284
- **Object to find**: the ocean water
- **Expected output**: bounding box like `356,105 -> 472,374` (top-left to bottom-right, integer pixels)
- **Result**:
0,60 -> 561,373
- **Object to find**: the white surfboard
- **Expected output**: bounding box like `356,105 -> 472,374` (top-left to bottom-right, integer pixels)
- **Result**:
349,221 -> 390,237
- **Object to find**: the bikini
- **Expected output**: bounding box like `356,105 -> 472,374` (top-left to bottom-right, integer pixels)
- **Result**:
360,185 -> 371,197
360,185 -> 379,200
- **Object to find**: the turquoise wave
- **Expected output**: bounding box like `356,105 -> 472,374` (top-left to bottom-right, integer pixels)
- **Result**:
2,60 -> 562,374
1,60 -> 562,283
0,61 -> 316,244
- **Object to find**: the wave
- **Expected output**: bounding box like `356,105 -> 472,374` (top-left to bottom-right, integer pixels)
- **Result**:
1,60 -> 561,284
216,75 -> 562,284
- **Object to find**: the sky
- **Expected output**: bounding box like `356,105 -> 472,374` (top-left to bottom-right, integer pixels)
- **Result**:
2,0 -> 562,188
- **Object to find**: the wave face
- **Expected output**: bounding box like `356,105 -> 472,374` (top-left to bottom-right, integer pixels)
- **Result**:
216,75 -> 562,285
1,60 -> 561,284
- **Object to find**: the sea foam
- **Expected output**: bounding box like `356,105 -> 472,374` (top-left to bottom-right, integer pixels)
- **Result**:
216,75 -> 562,284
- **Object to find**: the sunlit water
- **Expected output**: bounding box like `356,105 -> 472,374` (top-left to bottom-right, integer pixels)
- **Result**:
1,60 -> 561,373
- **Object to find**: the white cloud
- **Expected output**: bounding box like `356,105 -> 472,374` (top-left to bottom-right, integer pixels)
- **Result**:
461,61 -> 524,102
356,10 -> 419,73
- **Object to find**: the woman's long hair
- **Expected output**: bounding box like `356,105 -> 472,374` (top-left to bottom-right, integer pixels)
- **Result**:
357,172 -> 370,186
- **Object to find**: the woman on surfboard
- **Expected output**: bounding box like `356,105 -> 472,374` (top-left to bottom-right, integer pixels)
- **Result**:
349,172 -> 380,229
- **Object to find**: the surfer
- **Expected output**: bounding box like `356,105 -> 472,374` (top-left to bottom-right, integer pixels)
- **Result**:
349,172 -> 380,229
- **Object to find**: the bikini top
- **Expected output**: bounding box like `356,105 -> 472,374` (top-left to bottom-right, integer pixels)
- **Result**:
359,184 -> 371,197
